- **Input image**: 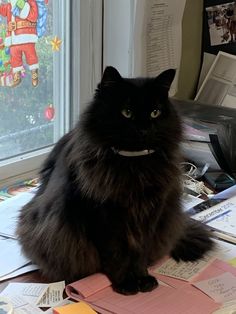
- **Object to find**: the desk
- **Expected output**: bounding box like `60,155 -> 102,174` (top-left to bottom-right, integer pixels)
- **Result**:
2,259 -> 236,314
1,185 -> 236,313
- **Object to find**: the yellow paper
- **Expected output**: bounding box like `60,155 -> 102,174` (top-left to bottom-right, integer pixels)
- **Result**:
53,301 -> 97,314
228,257 -> 236,267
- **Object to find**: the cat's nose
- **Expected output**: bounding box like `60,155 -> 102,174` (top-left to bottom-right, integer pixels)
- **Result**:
140,129 -> 148,137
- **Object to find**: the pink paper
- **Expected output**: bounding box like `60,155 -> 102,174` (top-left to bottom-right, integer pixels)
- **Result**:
192,259 -> 236,283
65,273 -> 111,299
193,272 -> 236,303
65,267 -> 220,314
85,284 -> 219,314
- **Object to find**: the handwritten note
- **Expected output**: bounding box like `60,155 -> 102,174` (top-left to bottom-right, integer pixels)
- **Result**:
193,272 -> 236,303
154,256 -> 213,281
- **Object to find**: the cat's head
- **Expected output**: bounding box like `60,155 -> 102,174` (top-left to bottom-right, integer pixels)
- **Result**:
82,66 -> 182,156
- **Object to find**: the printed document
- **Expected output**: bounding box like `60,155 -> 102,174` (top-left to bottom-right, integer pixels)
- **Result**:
191,195 -> 236,243
131,0 -> 186,95
196,52 -> 236,108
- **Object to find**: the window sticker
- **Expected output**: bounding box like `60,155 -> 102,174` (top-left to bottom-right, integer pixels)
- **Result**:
0,0 -> 49,87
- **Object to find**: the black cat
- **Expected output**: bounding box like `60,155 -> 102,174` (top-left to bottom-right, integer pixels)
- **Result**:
17,67 -> 214,295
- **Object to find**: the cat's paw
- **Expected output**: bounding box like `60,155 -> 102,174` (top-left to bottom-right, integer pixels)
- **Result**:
113,275 -> 158,295
113,277 -> 140,295
138,275 -> 158,292
171,222 -> 215,262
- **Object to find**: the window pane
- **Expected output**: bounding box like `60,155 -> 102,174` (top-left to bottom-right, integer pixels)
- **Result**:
0,0 -> 64,161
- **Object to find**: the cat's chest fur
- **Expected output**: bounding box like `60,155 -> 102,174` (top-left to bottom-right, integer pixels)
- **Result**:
72,141 -> 177,208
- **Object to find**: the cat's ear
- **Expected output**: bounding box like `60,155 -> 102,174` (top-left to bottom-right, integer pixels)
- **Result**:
155,69 -> 176,90
101,66 -> 122,87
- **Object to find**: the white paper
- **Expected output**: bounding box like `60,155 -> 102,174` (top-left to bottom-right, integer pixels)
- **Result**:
37,281 -> 65,308
0,296 -> 14,314
131,0 -> 186,95
0,282 -> 49,305
181,194 -> 204,212
0,190 -> 35,239
211,239 -> 236,262
196,51 -> 236,108
0,295 -> 43,314
1,295 -> 28,309
0,264 -> 39,282
14,303 -> 43,314
197,53 -> 216,92
0,237 -> 30,278
154,255 -> 213,281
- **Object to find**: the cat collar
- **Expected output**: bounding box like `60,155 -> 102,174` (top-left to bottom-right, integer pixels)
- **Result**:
112,148 -> 155,157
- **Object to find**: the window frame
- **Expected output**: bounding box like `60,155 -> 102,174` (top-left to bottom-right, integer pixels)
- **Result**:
0,0 -> 103,188
103,0 -> 134,76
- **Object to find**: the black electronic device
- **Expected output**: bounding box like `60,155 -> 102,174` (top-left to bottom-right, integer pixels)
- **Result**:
204,171 -> 236,192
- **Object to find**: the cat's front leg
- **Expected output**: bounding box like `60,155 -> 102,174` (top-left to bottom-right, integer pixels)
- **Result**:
101,251 -> 158,295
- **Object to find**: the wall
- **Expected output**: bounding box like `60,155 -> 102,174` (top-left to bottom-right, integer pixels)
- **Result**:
176,0 -> 203,99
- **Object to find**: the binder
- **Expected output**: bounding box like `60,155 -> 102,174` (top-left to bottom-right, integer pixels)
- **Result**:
172,98 -> 236,177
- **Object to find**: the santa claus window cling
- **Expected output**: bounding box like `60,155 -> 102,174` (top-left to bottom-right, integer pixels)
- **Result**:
0,0 -> 65,161
0,0 -> 49,87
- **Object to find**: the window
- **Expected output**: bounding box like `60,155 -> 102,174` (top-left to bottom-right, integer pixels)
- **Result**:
0,0 -> 103,185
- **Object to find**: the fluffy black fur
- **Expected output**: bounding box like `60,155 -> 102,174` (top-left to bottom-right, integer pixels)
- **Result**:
17,67 -> 214,295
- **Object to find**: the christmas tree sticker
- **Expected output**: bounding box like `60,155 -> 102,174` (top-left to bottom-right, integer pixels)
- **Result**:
0,24 -> 12,86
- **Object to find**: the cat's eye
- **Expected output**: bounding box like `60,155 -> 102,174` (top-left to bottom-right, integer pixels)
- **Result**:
121,108 -> 133,118
150,109 -> 161,119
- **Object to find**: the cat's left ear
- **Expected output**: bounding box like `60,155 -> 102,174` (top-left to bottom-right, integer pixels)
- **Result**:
155,69 -> 176,91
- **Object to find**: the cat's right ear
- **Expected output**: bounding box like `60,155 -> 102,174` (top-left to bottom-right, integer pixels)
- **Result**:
155,69 -> 176,90
100,66 -> 122,87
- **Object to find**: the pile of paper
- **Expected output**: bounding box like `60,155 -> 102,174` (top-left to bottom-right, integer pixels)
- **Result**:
0,281 -> 67,314
0,190 -> 39,281
0,237 -> 38,281
0,190 -> 35,239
